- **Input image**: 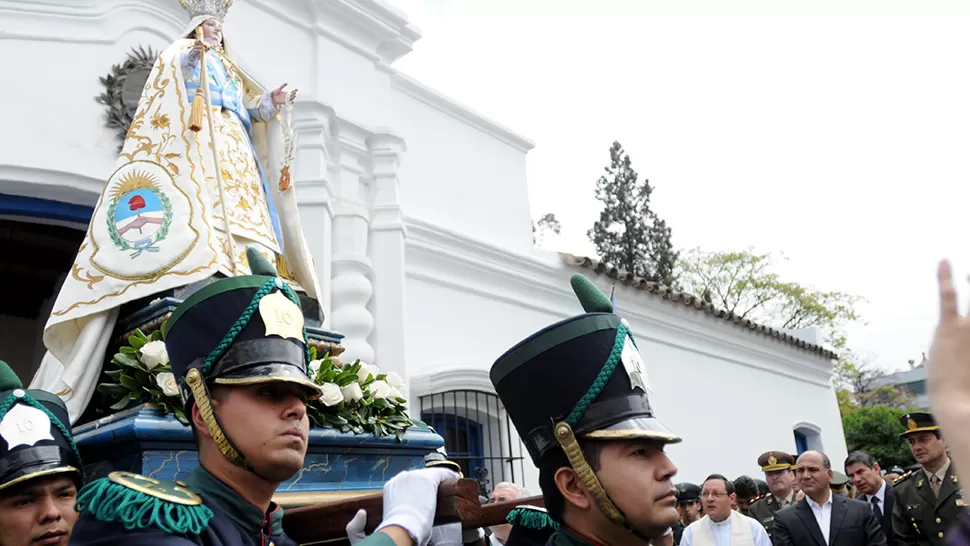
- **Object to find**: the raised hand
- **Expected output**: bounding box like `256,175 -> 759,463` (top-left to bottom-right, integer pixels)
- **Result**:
272,83 -> 298,106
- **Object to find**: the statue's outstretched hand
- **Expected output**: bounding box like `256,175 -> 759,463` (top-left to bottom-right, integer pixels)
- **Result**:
928,260 -> 970,442
272,84 -> 298,106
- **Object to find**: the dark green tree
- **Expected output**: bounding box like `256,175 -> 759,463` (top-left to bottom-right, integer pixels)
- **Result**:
842,405 -> 914,469
588,141 -> 678,285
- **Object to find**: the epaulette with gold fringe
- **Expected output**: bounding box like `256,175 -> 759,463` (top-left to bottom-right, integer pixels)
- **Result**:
75,471 -> 213,534
893,470 -> 915,486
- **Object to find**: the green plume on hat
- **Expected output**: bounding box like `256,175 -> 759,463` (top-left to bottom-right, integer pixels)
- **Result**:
570,274 -> 614,313
246,247 -> 277,277
0,361 -> 23,392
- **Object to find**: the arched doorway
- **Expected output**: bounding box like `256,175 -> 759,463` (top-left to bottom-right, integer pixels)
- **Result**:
0,195 -> 89,384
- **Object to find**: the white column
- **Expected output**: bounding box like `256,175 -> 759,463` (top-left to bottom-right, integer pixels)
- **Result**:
367,130 -> 408,387
293,103 -> 336,325
330,125 -> 375,364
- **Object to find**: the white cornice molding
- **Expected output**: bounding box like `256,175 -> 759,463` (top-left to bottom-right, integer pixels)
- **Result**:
0,1 -> 183,44
405,218 -> 836,387
0,165 -> 103,206
390,72 -> 536,153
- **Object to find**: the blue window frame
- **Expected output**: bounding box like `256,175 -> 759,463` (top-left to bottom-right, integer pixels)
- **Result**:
794,430 -> 808,454
0,194 -> 93,224
422,412 -> 485,479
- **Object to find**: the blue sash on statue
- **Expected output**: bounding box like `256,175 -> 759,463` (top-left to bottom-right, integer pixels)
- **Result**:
184,54 -> 285,253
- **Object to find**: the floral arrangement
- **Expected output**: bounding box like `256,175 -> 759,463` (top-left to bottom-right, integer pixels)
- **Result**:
96,329 -> 416,439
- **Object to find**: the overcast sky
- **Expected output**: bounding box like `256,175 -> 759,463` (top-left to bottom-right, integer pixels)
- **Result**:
387,0 -> 970,372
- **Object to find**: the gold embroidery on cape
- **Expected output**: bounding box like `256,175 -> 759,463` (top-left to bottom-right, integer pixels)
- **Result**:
53,49 -> 214,316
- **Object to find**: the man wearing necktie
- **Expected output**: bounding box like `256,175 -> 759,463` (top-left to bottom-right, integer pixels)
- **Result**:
845,451 -> 897,546
891,412 -> 966,546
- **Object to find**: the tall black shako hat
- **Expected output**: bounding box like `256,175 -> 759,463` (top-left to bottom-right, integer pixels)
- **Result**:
490,274 -> 679,530
162,248 -> 321,471
0,361 -> 81,491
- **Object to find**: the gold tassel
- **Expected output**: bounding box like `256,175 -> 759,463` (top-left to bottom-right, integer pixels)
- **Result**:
189,27 -> 205,132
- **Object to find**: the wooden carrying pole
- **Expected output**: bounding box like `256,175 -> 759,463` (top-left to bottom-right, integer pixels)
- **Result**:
282,478 -> 545,544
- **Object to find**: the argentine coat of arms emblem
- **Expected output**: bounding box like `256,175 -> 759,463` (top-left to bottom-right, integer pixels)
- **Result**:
106,169 -> 173,258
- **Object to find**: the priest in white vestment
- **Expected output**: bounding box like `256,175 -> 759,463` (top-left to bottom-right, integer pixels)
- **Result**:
681,475 -> 771,546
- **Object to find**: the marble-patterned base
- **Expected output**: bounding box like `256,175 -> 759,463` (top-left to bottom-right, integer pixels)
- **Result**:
73,404 -> 444,506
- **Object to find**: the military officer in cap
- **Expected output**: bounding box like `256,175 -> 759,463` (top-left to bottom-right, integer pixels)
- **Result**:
748,451 -> 797,539
892,412 -> 965,546
0,361 -> 81,546
70,249 -> 455,546
490,274 -> 681,546
673,483 -> 702,545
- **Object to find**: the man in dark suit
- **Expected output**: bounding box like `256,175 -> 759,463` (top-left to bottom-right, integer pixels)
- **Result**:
773,451 -> 887,546
845,451 -> 896,546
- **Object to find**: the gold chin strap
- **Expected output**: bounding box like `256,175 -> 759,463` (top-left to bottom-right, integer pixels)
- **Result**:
554,422 -> 627,526
185,368 -> 251,470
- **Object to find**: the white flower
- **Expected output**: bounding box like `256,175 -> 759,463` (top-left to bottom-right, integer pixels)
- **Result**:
356,363 -> 380,383
388,387 -> 404,401
319,383 -> 344,407
341,382 -> 364,402
308,359 -> 324,379
140,341 -> 169,370
368,380 -> 391,399
155,372 -> 179,397
385,372 -> 404,388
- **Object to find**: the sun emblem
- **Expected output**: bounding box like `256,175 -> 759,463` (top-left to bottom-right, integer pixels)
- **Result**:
768,455 -> 778,466
907,418 -> 918,430
105,166 -> 173,258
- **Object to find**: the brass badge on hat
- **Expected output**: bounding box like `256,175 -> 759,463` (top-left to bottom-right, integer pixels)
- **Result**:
620,335 -> 648,393
0,403 -> 54,449
259,291 -> 304,341
768,455 -> 778,466
907,418 -> 918,430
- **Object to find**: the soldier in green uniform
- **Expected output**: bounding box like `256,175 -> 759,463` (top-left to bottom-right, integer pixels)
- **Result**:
0,360 -> 82,546
891,411 -> 966,546
673,483 -> 702,545
489,274 -> 682,546
70,249 -> 454,546
748,451 -> 797,540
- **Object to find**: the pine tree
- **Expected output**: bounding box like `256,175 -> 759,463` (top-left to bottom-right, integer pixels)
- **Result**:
588,141 -> 678,284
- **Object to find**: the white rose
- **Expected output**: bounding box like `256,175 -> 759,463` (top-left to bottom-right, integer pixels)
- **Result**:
385,372 -> 404,388
341,382 -> 364,402
319,382 -> 344,407
155,372 -> 179,397
356,363 -> 380,383
388,387 -> 404,401
140,341 -> 169,370
368,380 -> 391,399
308,359 -> 324,379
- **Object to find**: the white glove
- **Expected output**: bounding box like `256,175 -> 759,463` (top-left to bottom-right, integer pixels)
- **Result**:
429,522 -> 485,545
376,467 -> 456,545
346,508 -> 368,545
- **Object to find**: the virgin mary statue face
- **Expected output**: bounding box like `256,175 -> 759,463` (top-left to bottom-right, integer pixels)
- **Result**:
200,18 -> 223,46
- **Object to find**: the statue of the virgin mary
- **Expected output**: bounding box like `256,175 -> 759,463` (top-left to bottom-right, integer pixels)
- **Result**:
31,0 -> 322,423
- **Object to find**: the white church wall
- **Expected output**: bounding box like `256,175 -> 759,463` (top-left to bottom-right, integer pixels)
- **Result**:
404,220 -> 847,493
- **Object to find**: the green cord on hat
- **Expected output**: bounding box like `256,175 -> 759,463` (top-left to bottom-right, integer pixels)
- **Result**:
563,323 -> 629,428
200,279 -> 310,377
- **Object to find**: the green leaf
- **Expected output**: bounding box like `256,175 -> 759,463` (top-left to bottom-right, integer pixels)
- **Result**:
104,369 -> 123,379
113,353 -> 145,372
120,346 -> 138,356
109,397 -> 131,411
128,335 -> 147,351
173,407 -> 188,425
119,375 -> 141,390
97,384 -> 129,396
150,330 -> 163,342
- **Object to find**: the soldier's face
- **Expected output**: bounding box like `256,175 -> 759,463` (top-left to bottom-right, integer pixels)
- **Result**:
214,383 -> 311,482
0,474 -> 77,546
907,432 -> 947,466
845,462 -> 882,496
678,500 -> 701,523
765,469 -> 794,496
593,440 -> 679,538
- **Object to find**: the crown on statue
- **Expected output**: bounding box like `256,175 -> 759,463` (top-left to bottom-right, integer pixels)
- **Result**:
179,0 -> 233,21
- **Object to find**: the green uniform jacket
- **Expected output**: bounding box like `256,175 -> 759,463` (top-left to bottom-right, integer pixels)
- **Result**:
748,491 -> 795,540
892,464 -> 967,546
